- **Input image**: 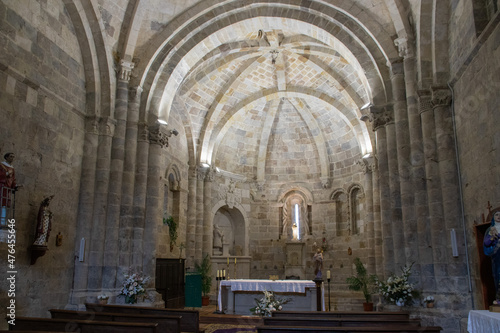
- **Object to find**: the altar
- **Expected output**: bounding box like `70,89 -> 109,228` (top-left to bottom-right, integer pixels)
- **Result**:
468,310 -> 500,332
218,279 -> 325,315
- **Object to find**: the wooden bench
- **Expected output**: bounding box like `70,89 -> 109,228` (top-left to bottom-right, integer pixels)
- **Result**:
11,316 -> 159,333
272,310 -> 411,321
85,302 -> 203,333
256,326 -> 443,333
49,308 -> 181,333
263,317 -> 422,328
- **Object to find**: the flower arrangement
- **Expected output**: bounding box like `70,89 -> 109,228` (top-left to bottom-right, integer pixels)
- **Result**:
119,269 -> 150,303
375,263 -> 419,306
250,290 -> 291,317
423,296 -> 434,304
97,294 -> 109,300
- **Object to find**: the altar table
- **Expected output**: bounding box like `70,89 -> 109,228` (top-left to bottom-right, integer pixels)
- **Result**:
468,310 -> 500,332
218,279 -> 325,315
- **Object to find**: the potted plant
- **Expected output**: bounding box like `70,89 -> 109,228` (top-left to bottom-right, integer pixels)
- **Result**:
375,262 -> 419,307
97,294 -> 109,304
346,257 -> 377,311
195,254 -> 212,306
423,296 -> 435,308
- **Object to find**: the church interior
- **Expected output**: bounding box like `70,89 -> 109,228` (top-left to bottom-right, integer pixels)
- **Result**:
0,1 -> 499,332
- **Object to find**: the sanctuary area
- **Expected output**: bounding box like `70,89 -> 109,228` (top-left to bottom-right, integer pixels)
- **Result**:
0,1 -> 499,332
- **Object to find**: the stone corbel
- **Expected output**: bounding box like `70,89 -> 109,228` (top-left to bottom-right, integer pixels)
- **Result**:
119,60 -> 135,82
320,176 -> 330,189
431,86 -> 452,108
394,36 -> 415,59
417,90 -> 433,114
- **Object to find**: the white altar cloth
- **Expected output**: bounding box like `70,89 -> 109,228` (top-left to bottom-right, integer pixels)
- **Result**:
218,279 -> 325,314
468,310 -> 500,332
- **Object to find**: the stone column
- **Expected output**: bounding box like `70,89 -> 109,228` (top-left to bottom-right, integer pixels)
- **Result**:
203,168 -> 215,257
370,106 -> 395,276
72,117 -> 99,295
118,86 -> 142,273
385,106 -> 405,270
398,38 -> 430,285
186,166 -> 197,268
143,124 -> 170,275
131,123 -> 149,271
196,167 -> 206,263
360,156 -> 375,273
102,60 -> 134,288
390,59 -> 418,268
431,87 -> 464,272
87,117 -> 115,290
419,89 -> 441,290
372,160 -> 383,277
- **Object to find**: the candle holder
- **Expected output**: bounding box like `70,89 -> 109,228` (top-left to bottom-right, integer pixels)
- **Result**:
327,276 -> 331,311
226,264 -> 230,280
214,273 -> 224,314
233,261 -> 237,279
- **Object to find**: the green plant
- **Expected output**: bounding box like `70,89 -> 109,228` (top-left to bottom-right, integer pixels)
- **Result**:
346,257 -> 377,303
163,215 -> 178,247
250,290 -> 291,317
195,254 -> 212,296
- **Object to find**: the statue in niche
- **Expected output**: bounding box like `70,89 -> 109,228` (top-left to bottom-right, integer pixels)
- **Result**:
213,224 -> 224,254
313,248 -> 323,279
484,210 -> 500,299
33,195 -> 54,246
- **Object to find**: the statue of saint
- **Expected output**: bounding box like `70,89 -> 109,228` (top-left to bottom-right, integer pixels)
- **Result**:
313,248 -> 323,279
33,195 -> 54,246
0,153 -> 22,224
484,210 -> 500,298
213,224 -> 224,251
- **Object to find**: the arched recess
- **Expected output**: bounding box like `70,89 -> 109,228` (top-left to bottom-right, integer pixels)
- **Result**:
278,185 -> 314,240
348,183 -> 365,235
211,200 -> 249,256
331,188 -> 348,237
164,163 -> 182,221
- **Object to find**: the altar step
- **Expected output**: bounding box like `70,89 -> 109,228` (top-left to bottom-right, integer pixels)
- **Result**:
199,304 -> 263,326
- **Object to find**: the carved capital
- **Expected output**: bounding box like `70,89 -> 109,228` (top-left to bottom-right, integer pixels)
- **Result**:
394,36 -> 415,58
99,117 -> 116,137
119,60 -> 135,81
320,177 -> 330,189
85,116 -> 99,134
431,86 -> 452,108
418,90 -> 433,114
197,167 -> 207,181
138,122 -> 149,142
369,105 -> 394,131
148,123 -> 170,148
129,86 -> 143,99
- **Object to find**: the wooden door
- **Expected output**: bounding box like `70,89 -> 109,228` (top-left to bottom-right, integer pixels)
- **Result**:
156,258 -> 185,308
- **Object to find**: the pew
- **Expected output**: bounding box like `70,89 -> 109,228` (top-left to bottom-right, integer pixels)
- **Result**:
271,310 -> 411,321
263,317 -> 422,328
49,309 -> 181,333
256,326 -> 443,333
85,302 -> 203,333
11,316 -> 159,333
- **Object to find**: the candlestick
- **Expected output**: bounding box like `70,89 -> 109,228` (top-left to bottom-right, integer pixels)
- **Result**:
235,257 -> 237,264
327,270 -> 330,279
227,257 -> 229,265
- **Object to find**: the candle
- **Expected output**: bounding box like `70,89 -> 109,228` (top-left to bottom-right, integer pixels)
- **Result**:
327,270 -> 331,279
217,270 -> 220,278
223,269 -> 225,277
235,258 -> 237,264
227,257 -> 229,265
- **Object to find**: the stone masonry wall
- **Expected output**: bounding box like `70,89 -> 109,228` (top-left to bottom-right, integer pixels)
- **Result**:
0,1 -> 85,323
453,19 -> 500,310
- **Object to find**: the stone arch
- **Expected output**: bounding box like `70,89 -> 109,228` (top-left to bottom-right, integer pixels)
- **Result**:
131,1 -> 398,126
278,185 -> 314,240
211,199 -> 249,256
63,0 -> 114,117
348,183 -> 365,235
331,188 -> 348,237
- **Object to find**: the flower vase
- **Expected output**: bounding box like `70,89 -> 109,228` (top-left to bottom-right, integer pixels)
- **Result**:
125,295 -> 137,304
98,299 -> 108,305
426,302 -> 434,308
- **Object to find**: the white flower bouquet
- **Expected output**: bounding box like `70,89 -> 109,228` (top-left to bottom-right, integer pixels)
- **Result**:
423,296 -> 434,304
250,290 -> 291,317
375,263 -> 419,306
97,294 -> 109,300
119,269 -> 150,303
